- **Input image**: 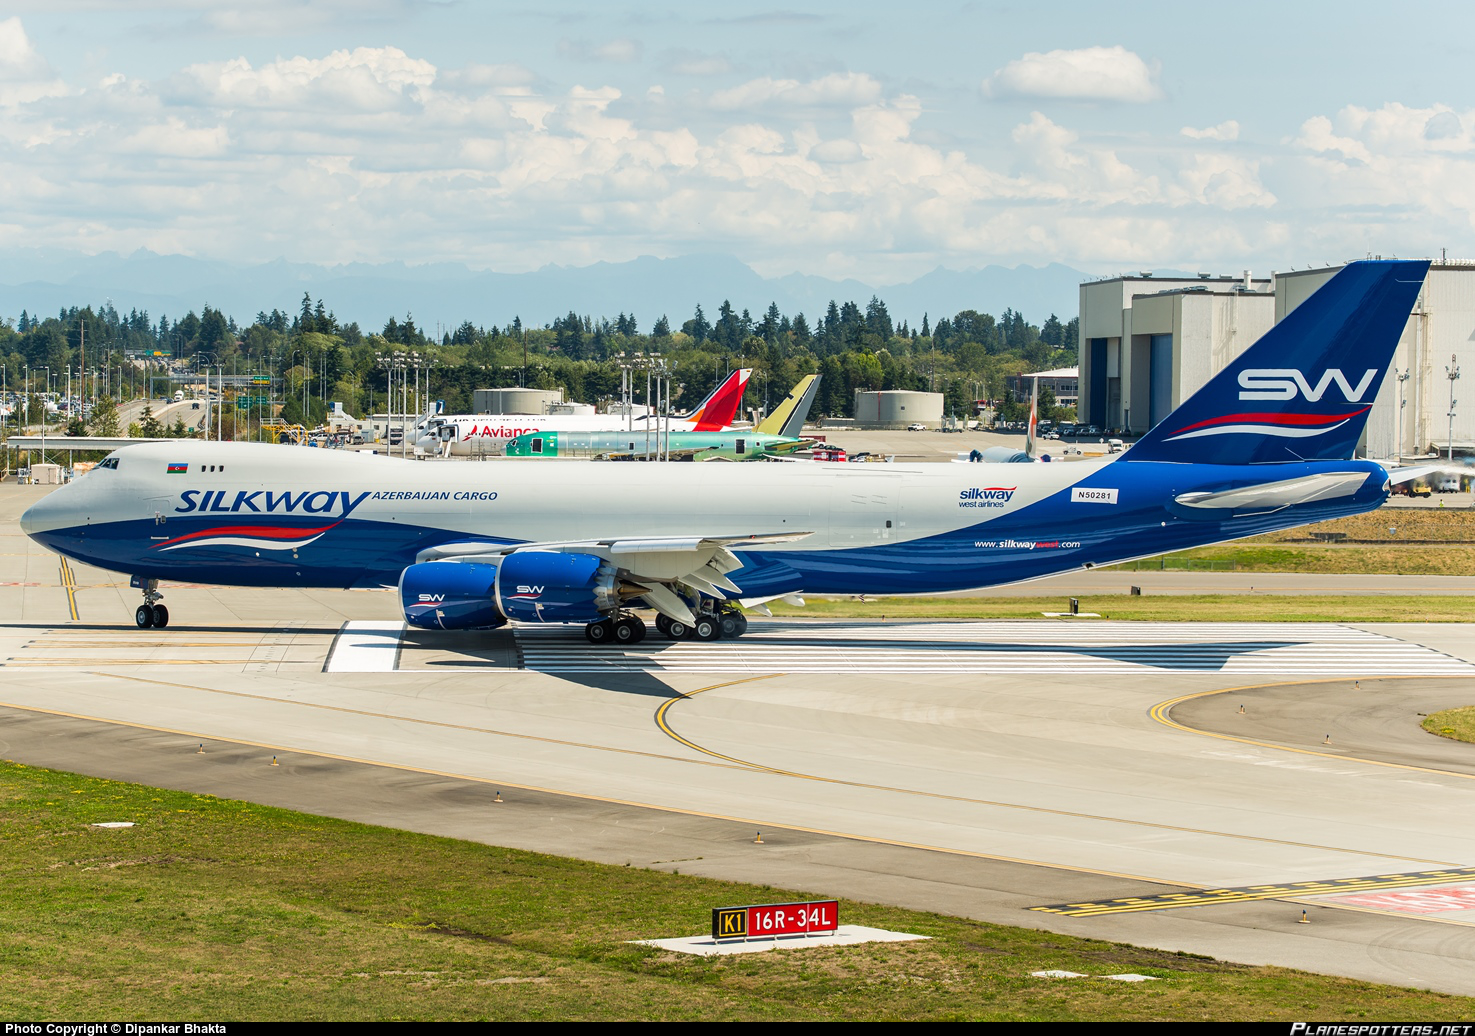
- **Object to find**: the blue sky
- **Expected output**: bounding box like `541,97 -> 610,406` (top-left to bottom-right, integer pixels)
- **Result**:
4,1 -> 1473,283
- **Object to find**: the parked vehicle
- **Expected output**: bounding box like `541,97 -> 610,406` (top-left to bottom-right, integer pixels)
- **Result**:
1106,438 -> 1125,453
1434,475 -> 1460,493
906,423 -> 926,431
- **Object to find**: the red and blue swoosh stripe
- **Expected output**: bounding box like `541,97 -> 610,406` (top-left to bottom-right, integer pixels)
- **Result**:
1162,407 -> 1368,443
151,522 -> 341,553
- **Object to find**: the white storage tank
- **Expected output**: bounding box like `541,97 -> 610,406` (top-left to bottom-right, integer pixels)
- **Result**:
472,388 -> 564,414
853,390 -> 944,427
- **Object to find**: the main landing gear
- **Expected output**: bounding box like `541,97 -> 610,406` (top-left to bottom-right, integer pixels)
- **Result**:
584,613 -> 647,645
132,577 -> 169,629
653,606 -> 747,642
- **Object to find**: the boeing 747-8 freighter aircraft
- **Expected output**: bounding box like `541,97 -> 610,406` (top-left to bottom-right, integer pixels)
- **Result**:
21,261 -> 1431,643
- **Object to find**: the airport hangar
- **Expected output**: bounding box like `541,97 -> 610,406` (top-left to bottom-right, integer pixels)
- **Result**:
1079,260 -> 1475,459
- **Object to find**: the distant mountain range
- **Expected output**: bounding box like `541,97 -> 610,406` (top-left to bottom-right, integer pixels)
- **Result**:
0,250 -> 1092,335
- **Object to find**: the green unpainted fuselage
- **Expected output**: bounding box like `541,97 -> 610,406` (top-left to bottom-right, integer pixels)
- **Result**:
504,428 -> 811,461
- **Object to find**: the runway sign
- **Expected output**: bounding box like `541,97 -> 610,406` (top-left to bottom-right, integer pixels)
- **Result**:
712,900 -> 839,940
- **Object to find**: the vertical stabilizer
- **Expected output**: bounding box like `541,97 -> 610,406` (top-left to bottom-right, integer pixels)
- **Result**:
1122,260 -> 1428,465
682,368 -> 752,430
756,374 -> 821,437
1025,377 -> 1039,459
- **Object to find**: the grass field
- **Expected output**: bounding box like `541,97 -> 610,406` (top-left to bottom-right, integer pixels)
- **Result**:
1106,509 -> 1475,575
2,761 -> 1472,1021
1113,545 -> 1475,576
766,595 -> 1475,622
1423,707 -> 1475,746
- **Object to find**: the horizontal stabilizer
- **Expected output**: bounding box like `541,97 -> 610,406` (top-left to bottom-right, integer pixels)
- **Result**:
1383,463 -> 1466,484
1174,471 -> 1371,515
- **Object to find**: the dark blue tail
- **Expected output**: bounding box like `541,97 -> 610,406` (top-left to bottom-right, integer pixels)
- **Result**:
1123,260 -> 1428,465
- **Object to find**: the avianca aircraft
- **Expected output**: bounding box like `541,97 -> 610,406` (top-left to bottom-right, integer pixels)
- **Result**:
21,261 -> 1431,642
417,367 -> 752,455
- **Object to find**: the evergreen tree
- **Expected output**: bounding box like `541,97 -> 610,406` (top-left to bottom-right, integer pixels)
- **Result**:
89,395 -> 120,437
682,304 -> 711,343
652,314 -> 671,338
791,312 -> 811,347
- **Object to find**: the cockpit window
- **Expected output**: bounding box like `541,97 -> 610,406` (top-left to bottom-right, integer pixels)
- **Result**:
96,457 -> 120,470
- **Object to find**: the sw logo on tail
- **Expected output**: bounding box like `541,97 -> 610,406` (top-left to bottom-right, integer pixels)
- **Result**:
1238,368 -> 1378,402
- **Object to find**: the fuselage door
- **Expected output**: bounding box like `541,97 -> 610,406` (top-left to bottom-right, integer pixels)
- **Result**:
827,472 -> 899,547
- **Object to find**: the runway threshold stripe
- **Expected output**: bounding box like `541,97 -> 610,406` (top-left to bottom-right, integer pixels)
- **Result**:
324,621 -> 403,673
1031,867 -> 1475,917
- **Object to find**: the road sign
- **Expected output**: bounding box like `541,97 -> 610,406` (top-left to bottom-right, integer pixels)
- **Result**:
711,900 -> 839,940
251,376 -> 271,385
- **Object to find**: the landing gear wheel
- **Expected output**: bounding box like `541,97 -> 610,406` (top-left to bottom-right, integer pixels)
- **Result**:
692,615 -> 722,641
719,612 -> 747,638
654,613 -> 672,637
613,616 -> 645,644
151,604 -> 169,629
665,617 -> 691,640
584,619 -> 615,644
135,605 -> 155,629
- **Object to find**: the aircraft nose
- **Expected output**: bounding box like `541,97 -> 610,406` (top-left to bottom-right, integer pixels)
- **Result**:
20,488 -> 66,539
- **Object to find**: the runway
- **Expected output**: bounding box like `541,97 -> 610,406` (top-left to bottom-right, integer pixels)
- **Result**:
3,484 -> 1475,995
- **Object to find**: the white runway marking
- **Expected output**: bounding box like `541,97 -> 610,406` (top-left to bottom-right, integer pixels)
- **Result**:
323,620 -> 404,673
324,620 -> 1475,675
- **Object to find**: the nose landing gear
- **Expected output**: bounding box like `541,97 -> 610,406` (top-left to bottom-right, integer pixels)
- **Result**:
132,577 -> 169,629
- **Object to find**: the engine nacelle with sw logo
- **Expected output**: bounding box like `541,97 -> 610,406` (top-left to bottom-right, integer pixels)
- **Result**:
494,551 -> 618,623
399,561 -> 506,630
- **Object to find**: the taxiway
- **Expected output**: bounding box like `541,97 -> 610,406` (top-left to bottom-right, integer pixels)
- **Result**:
2,483 -> 1475,996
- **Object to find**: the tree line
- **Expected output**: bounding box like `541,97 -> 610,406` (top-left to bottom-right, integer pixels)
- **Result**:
2,291 -> 1079,429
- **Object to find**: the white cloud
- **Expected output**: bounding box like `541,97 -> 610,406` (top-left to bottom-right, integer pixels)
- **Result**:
0,16 -> 64,106
10,28 -> 1475,285
984,46 -> 1162,104
178,47 -> 436,111
1182,120 -> 1239,141
118,117 -> 229,158
710,72 -> 882,112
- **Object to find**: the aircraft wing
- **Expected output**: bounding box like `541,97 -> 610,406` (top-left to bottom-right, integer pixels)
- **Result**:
767,437 -> 819,453
593,445 -> 714,461
415,532 -> 813,622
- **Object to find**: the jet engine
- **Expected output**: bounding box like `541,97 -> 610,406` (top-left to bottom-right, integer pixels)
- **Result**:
399,561 -> 505,630
399,552 -> 618,630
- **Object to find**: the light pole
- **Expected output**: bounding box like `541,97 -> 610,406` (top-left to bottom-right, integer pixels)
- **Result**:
1447,355 -> 1461,463
37,366 -> 49,466
1395,368 -> 1410,465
